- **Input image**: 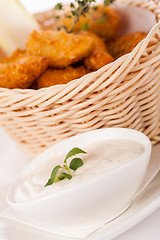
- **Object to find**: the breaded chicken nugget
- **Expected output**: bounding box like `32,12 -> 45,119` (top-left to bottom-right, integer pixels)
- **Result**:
0,56 -> 48,89
79,31 -> 107,52
79,31 -> 114,70
37,66 -> 87,88
84,51 -> 114,71
107,32 -> 148,59
60,5 -> 119,40
26,30 -> 95,68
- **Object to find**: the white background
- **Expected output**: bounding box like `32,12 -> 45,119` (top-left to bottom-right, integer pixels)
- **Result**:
19,0 -> 71,13
0,0 -> 160,239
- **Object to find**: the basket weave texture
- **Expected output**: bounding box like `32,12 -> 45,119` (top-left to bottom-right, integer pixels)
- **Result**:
0,0 -> 160,155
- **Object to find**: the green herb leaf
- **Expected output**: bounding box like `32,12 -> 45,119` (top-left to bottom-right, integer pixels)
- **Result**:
44,165 -> 62,187
80,23 -> 88,30
55,3 -> 63,10
62,25 -> 69,31
69,158 -> 84,171
54,0 -> 115,33
71,10 -> 78,17
55,15 -> 60,20
104,0 -> 115,6
58,172 -> 72,180
66,15 -> 72,18
63,163 -> 72,175
91,6 -> 98,12
97,18 -> 105,24
64,147 -> 87,163
58,172 -> 65,181
70,3 -> 75,8
45,147 -> 86,187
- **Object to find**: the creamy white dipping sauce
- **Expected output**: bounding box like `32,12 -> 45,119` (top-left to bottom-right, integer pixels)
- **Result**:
12,139 -> 144,203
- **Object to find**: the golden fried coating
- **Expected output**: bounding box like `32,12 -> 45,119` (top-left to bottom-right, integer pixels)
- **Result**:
0,56 -> 48,89
60,5 -> 119,40
37,66 -> 88,88
26,30 -> 95,68
107,32 -> 148,59
79,31 -> 107,52
84,51 -> 114,71
79,31 -> 114,70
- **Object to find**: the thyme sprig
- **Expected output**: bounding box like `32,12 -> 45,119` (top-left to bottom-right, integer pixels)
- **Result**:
54,0 -> 115,32
45,147 -> 87,187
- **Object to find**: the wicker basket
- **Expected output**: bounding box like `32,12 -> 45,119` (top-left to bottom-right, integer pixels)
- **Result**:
0,0 -> 160,155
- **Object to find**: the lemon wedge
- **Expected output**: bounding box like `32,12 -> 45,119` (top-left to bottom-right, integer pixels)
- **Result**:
0,0 -> 40,56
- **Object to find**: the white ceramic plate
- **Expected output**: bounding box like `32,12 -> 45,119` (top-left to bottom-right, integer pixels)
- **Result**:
0,127 -> 160,240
